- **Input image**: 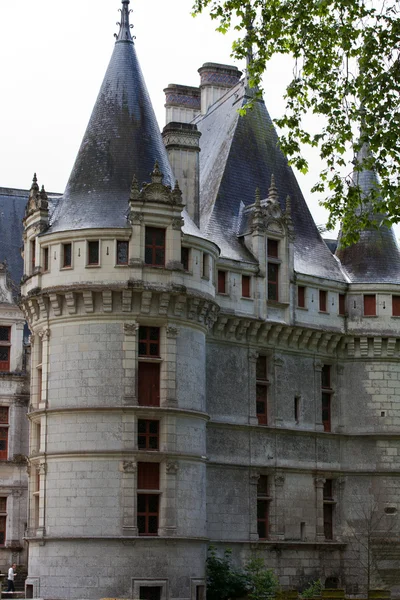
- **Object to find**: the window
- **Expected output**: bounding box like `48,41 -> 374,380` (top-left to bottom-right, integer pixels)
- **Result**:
88,241 -> 99,266
267,239 -> 279,258
256,356 -> 268,425
0,497 -> 6,546
36,336 -> 43,405
0,408 -> 9,460
137,462 -> 159,536
242,275 -> 251,298
0,326 -> 11,372
217,270 -> 226,294
138,420 -> 159,451
297,286 -> 305,308
323,479 -> 334,540
138,327 -> 160,407
116,240 -> 129,265
43,247 -> 49,272
202,253 -> 209,279
294,396 -> 300,424
62,243 -> 72,268
139,587 -> 161,600
33,470 -> 40,529
338,293 -> 346,316
364,294 -> 376,316
257,475 -> 270,540
267,263 -> 279,301
145,227 -> 165,267
393,295 -> 400,316
319,290 -> 327,312
321,365 -> 332,432
31,239 -> 36,273
181,247 -> 189,271
196,586 -> 205,600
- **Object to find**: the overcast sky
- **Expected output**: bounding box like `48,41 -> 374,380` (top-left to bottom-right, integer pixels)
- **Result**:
0,0 -> 329,228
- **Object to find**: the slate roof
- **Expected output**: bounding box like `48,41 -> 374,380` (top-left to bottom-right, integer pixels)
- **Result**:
195,79 -> 346,281
335,145 -> 400,284
0,187 -> 60,290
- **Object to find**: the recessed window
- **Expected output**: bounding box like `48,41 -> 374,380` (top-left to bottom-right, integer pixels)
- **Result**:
339,293 -> 346,316
116,240 -> 129,265
294,396 -> 300,423
267,239 -> 279,258
0,408 -> 9,460
242,275 -> 251,298
217,270 -> 226,294
364,294 -> 376,316
298,286 -> 305,308
267,263 -> 279,301
138,420 -> 159,451
202,253 -> 209,279
43,247 -> 49,272
88,241 -> 99,266
0,497 -> 7,546
138,327 -> 161,407
145,227 -> 165,267
62,243 -> 72,268
321,365 -> 332,432
323,479 -> 334,540
0,327 -> 11,372
181,247 -> 189,271
319,290 -> 327,312
392,295 -> 400,316
140,587 -> 162,600
257,475 -> 270,540
137,462 -> 160,536
31,239 -> 36,273
256,356 -> 268,425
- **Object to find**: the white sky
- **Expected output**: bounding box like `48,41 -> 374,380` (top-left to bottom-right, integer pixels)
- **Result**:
0,0 -> 329,229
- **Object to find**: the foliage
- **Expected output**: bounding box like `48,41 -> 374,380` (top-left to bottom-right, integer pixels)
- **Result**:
245,558 -> 280,600
300,579 -> 322,598
192,0 -> 400,245
206,546 -> 249,600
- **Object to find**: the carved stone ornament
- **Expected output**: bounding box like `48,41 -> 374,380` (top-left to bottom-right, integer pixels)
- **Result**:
248,349 -> 259,363
38,462 -> 47,475
166,461 -> 179,474
128,211 -> 144,225
250,472 -> 260,485
171,217 -> 184,231
39,329 -> 51,341
129,162 -> 183,208
314,476 -> 326,488
13,454 -> 28,465
274,474 -> 285,487
124,323 -> 138,336
122,461 -> 136,473
11,489 -> 23,498
166,325 -> 179,339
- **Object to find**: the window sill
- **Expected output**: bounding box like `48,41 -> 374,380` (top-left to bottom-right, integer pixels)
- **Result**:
138,357 -> 162,363
297,306 -> 308,311
363,314 -> 378,318
267,300 -> 289,308
217,292 -> 229,296
86,264 -> 101,268
60,266 -> 73,271
115,264 -> 129,268
241,296 -> 253,301
201,276 -> 210,281
318,310 -> 329,315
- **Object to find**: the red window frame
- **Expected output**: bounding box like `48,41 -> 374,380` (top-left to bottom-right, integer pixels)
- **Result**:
0,408 -> 9,460
242,275 -> 251,298
62,243 -> 72,268
116,240 -> 129,266
138,327 -> 160,357
339,293 -> 346,316
145,227 -> 165,267
138,420 -> 159,451
137,463 -> 160,537
393,295 -> 400,317
217,271 -> 226,294
267,263 -> 279,301
0,327 -> 11,372
256,356 -> 268,425
319,290 -> 327,312
267,239 -> 279,258
364,294 -> 376,316
298,286 -> 305,308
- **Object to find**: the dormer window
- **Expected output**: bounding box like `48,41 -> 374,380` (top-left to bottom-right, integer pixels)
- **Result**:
145,228 -> 165,267
268,239 -> 279,258
88,241 -> 100,266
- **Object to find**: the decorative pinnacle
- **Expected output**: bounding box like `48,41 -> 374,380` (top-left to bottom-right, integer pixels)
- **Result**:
115,0 -> 134,44
268,174 -> 278,203
31,173 -> 39,192
255,187 -> 261,208
151,161 -> 163,184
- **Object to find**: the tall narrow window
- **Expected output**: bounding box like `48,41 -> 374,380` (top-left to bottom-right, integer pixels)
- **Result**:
393,295 -> 400,317
145,227 -> 165,267
43,247 -> 49,272
202,253 -> 209,279
338,293 -> 346,316
319,290 -> 327,312
88,241 -> 99,266
137,462 -> 160,536
0,408 -> 9,460
33,470 -> 40,529
36,336 -> 43,405
138,420 -> 159,450
62,243 -> 72,268
0,497 -> 6,546
256,356 -> 268,425
217,270 -> 226,294
321,365 -> 332,432
364,294 -> 376,316
181,247 -> 189,271
297,286 -> 305,308
323,479 -> 334,540
138,327 -> 160,407
267,263 -> 279,301
257,475 -> 270,540
242,275 -> 251,298
0,327 -> 11,372
294,396 -> 300,424
31,239 -> 36,273
116,240 -> 129,265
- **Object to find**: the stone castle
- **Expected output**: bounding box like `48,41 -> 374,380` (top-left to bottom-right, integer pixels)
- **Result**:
1,0 -> 400,597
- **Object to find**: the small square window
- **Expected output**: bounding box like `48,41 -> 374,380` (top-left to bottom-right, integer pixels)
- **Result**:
138,420 -> 159,451
116,240 -> 129,265
267,239 -> 279,258
62,243 -> 72,268
88,241 -> 99,266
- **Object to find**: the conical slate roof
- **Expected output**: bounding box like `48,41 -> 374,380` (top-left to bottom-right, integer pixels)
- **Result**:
196,79 -> 345,281
335,145 -> 400,283
49,0 -> 174,233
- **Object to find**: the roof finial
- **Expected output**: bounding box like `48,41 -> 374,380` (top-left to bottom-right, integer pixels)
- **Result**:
115,0 -> 134,44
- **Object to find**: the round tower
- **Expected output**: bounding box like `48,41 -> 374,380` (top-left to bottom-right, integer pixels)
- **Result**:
21,3 -> 219,598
